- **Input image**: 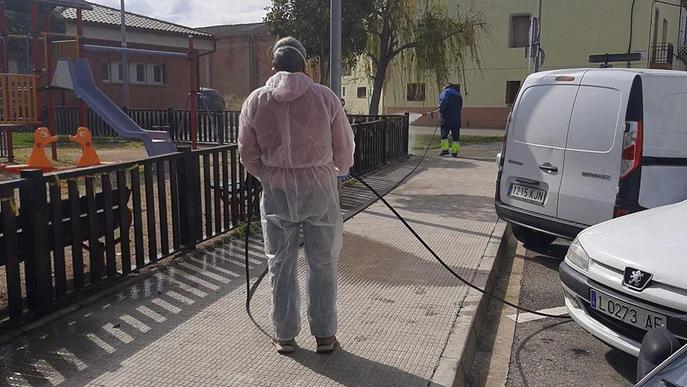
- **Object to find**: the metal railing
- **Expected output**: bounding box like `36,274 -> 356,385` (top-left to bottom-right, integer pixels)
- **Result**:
0,115 -> 408,328
0,144 -> 259,326
650,43 -> 674,66
350,115 -> 409,176
53,107 -> 241,143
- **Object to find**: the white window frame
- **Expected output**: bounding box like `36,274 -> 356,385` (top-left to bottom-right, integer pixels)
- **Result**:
130,63 -> 147,84
148,63 -> 165,86
110,61 -> 123,84
100,61 -> 111,83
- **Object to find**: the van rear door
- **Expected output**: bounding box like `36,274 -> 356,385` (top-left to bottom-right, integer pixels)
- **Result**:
557,73 -> 629,225
499,79 -> 580,217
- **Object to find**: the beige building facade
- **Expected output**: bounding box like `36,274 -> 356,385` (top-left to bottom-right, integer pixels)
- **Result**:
343,0 -> 687,128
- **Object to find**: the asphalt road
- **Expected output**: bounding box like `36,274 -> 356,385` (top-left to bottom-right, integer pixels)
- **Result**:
469,238 -> 639,386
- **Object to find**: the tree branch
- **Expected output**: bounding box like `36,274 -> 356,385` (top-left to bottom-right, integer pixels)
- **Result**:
366,51 -> 379,66
390,41 -> 419,58
365,27 -> 382,36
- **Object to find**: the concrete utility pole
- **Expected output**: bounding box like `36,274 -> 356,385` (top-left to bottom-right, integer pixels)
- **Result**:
330,0 -> 342,97
528,0 -> 543,73
534,0 -> 543,72
121,0 -> 129,108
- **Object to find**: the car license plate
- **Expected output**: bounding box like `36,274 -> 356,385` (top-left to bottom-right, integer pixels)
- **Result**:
590,289 -> 667,331
508,183 -> 546,205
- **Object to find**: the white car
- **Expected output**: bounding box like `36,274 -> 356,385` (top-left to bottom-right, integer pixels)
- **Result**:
559,200 -> 687,357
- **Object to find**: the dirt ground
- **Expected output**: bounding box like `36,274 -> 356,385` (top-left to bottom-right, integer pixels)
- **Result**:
0,143 -> 149,182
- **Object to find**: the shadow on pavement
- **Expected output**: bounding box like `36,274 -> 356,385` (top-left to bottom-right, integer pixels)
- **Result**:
290,347 -> 430,387
340,233 -> 486,288
0,238 -> 267,386
392,192 -> 496,222
521,241 -> 569,260
605,349 -> 638,384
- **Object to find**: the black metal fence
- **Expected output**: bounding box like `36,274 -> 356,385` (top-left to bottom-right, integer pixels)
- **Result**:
0,115 -> 408,327
0,144 -> 259,326
0,127 -> 10,158
350,115 -> 409,176
53,107 -> 241,144
52,107 -> 403,147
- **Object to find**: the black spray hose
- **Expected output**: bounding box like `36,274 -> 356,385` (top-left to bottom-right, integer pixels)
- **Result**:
242,117 -> 568,339
244,177 -> 271,337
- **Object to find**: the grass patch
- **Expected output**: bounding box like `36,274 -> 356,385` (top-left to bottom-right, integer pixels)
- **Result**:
412,134 -> 503,151
232,223 -> 262,239
12,132 -> 134,149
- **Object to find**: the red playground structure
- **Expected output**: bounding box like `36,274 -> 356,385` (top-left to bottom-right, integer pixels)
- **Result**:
0,0 -> 203,165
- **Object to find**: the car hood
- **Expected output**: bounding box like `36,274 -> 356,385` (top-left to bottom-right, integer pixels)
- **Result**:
579,200 -> 687,288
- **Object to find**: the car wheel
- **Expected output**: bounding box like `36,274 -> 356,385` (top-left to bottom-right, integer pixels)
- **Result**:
511,224 -> 557,249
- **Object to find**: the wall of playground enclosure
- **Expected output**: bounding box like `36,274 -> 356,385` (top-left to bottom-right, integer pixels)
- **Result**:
0,113 -> 409,329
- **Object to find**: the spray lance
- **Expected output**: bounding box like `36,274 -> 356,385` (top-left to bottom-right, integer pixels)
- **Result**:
242,110 -> 568,338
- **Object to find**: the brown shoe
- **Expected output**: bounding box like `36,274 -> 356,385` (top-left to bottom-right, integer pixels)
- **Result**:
315,336 -> 338,353
272,338 -> 297,354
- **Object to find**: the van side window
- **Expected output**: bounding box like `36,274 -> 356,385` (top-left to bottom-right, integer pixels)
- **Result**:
566,87 -> 622,153
511,85 -> 577,148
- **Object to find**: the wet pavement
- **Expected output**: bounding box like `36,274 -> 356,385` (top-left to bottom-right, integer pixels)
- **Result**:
0,147 -> 503,386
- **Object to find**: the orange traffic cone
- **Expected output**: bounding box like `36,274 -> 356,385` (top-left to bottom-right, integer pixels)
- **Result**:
70,127 -> 102,167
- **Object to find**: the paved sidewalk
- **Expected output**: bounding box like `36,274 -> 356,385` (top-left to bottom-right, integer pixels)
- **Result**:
0,152 -> 501,386
410,126 -> 505,137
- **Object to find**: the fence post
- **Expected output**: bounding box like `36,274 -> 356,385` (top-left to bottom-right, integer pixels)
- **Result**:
18,169 -> 53,313
382,120 -> 388,164
167,107 -> 176,141
176,145 -> 200,249
6,127 -> 13,162
403,112 -> 410,155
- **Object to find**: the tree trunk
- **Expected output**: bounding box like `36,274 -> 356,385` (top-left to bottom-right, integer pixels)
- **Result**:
369,60 -> 388,115
318,58 -> 330,86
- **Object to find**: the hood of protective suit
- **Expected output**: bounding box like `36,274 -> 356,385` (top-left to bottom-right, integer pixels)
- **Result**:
238,71 -> 355,188
266,72 -> 313,103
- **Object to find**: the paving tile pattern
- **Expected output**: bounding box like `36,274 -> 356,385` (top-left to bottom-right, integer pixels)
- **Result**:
0,155 -> 498,386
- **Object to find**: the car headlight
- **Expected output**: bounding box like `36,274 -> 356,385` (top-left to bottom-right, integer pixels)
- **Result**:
567,238 -> 590,272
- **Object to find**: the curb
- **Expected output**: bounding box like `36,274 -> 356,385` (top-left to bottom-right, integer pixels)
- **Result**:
429,220 -> 514,387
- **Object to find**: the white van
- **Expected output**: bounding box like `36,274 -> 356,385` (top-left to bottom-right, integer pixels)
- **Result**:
495,68 -> 687,247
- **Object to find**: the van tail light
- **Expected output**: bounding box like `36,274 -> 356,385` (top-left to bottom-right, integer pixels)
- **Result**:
620,121 -> 643,179
498,133 -> 507,167
613,206 -> 630,218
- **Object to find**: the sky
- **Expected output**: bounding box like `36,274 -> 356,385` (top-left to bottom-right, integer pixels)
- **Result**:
90,0 -> 271,28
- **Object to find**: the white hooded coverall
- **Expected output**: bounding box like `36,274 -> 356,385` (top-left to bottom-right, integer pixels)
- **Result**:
238,71 -> 355,340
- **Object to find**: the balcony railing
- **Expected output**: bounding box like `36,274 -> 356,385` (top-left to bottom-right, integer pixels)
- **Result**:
650,43 -> 674,68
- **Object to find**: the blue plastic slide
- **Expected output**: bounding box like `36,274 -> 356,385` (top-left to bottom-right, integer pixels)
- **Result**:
51,59 -> 176,156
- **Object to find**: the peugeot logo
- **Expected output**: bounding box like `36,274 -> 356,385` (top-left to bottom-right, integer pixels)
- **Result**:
623,267 -> 652,291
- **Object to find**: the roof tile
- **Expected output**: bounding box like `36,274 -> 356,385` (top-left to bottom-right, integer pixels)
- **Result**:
62,2 -> 212,38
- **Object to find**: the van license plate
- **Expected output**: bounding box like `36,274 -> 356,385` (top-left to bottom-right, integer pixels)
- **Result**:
590,289 -> 667,331
508,184 -> 546,205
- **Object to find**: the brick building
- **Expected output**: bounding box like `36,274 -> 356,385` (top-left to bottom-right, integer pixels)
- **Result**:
198,23 -> 274,110
61,2 -> 215,110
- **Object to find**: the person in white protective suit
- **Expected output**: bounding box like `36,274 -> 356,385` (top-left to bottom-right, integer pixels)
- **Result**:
238,37 -> 355,354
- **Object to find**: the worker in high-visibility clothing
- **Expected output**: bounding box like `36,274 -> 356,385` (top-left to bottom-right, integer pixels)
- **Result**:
438,84 -> 463,157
